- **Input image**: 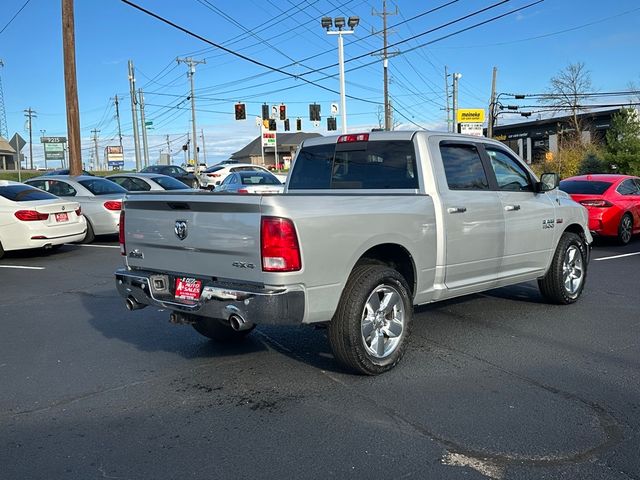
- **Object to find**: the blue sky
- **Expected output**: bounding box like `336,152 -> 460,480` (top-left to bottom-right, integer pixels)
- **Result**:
1,0 -> 639,168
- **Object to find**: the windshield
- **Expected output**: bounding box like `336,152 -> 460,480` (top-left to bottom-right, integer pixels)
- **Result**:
78,178 -> 127,195
239,172 -> 281,185
0,185 -> 58,201
152,176 -> 190,190
559,180 -> 612,195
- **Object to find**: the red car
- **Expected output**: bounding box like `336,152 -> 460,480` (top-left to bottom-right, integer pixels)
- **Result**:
560,174 -> 640,244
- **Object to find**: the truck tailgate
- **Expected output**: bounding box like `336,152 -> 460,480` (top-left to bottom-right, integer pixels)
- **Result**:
123,193 -> 265,283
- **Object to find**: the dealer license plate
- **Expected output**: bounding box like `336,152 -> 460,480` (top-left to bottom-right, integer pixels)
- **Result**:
175,277 -> 202,301
55,212 -> 69,222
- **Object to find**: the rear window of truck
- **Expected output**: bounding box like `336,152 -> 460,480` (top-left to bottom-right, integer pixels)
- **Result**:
289,140 -> 418,190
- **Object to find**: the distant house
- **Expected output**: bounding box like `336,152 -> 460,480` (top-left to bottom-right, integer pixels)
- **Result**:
0,136 -> 17,170
230,132 -> 322,169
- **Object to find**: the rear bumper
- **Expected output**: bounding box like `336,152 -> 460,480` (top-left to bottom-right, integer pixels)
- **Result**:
114,268 -> 305,325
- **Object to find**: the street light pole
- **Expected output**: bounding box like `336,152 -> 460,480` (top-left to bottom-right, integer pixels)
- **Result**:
322,16 -> 359,135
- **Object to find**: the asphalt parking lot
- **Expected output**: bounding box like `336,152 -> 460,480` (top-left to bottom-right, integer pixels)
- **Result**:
1,237 -> 639,480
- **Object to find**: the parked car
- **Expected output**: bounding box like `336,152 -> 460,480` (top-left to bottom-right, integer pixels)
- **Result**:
216,171 -> 285,194
560,174 -> 640,245
0,180 -> 86,258
42,168 -> 93,176
182,163 -> 208,174
139,165 -> 199,188
106,173 -> 194,192
25,175 -> 126,243
198,163 -> 274,190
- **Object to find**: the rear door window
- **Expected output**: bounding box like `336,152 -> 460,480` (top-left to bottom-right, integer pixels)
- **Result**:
0,184 -> 58,201
439,144 -> 489,190
617,179 -> 640,195
288,140 -> 418,190
78,178 -> 127,195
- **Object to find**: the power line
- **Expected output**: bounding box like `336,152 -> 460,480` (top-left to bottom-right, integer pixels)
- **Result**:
0,0 -> 32,36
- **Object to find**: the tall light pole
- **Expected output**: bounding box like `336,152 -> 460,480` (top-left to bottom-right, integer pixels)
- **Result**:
452,73 -> 462,134
322,16 -> 359,134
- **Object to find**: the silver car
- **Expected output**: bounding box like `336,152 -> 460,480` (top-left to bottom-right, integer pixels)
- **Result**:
216,170 -> 284,194
198,163 -> 275,190
25,175 -> 126,242
106,173 -> 194,192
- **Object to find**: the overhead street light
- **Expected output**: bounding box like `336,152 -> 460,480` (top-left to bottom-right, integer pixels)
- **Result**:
321,15 -> 359,134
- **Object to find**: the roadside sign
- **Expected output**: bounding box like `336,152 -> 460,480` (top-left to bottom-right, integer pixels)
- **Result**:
145,121 -> 153,126
270,105 -> 279,120
262,128 -> 276,148
456,109 -> 485,124
44,143 -> 65,160
459,123 -> 484,137
105,145 -> 124,167
41,136 -> 67,143
9,133 -> 26,152
331,103 -> 339,115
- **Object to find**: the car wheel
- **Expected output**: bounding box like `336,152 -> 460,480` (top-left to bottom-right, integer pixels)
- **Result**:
191,179 -> 200,189
538,231 -> 588,305
192,316 -> 254,342
617,213 -> 633,245
328,264 -> 412,375
82,220 -> 95,244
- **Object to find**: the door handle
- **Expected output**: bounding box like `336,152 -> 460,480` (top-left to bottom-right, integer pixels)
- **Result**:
447,207 -> 467,214
504,204 -> 521,211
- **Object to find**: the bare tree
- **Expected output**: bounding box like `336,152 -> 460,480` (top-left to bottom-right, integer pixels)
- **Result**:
543,62 -> 593,143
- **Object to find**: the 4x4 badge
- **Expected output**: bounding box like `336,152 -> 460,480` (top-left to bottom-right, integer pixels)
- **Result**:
174,220 -> 188,240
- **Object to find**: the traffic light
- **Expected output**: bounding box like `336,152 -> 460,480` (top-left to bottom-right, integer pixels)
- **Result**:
261,104 -> 269,120
182,144 -> 188,151
268,119 -> 277,131
309,103 -> 320,121
279,104 -> 287,121
284,119 -> 290,131
262,119 -> 270,130
327,117 -> 337,131
296,118 -> 302,131
234,103 -> 246,120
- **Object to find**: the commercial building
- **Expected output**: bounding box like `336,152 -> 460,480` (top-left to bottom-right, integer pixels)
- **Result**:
491,107 -> 635,163
230,132 -> 321,169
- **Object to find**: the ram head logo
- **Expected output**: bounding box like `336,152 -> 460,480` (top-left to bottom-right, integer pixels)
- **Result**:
174,220 -> 188,240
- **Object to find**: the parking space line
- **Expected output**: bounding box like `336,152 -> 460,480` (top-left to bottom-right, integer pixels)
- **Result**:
0,265 -> 45,270
65,244 -> 119,249
594,252 -> 640,261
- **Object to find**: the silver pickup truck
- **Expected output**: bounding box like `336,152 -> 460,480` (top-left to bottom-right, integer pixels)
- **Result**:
115,130 -> 591,375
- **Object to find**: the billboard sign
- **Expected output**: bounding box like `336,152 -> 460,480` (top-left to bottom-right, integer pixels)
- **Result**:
44,143 -> 65,160
456,109 -> 485,124
105,145 -> 124,167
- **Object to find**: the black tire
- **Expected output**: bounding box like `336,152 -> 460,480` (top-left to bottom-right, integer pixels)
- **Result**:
538,232 -> 588,305
82,220 -> 95,244
191,179 -> 200,189
328,264 -> 413,375
192,316 -> 254,342
617,213 -> 633,245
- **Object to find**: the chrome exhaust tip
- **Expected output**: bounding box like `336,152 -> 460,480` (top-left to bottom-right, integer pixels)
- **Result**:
229,314 -> 253,331
125,296 -> 146,311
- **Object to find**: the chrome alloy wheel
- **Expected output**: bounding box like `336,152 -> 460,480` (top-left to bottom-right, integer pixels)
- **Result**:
361,284 -> 405,359
620,215 -> 633,244
562,245 -> 584,296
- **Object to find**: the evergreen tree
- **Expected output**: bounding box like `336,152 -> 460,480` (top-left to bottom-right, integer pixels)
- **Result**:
604,108 -> 640,175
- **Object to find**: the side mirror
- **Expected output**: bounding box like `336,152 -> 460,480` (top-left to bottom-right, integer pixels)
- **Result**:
537,172 -> 559,192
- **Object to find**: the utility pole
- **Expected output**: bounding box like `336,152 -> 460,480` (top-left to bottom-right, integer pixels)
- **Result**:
165,134 -> 171,154
487,66 -> 498,138
114,94 -> 123,150
24,107 -> 37,169
176,57 -> 205,165
452,73 -> 462,134
373,0 -> 398,131
0,60 -> 8,140
62,0 -> 82,176
128,60 -> 142,171
200,129 -> 207,164
184,132 -> 190,165
444,66 -> 451,132
40,129 -> 47,169
138,88 -> 149,167
91,129 -> 100,169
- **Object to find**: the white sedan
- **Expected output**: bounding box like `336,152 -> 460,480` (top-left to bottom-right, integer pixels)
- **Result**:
0,180 -> 87,258
199,163 -> 281,190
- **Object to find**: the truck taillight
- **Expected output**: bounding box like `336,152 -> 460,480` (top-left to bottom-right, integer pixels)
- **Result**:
261,216 -> 301,272
104,200 -> 122,211
15,210 -> 49,221
119,211 -> 125,256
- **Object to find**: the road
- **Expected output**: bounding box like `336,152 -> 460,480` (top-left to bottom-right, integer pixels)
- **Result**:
1,236 -> 639,479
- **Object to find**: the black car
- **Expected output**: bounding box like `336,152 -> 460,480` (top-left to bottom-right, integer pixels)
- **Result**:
139,165 -> 200,188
